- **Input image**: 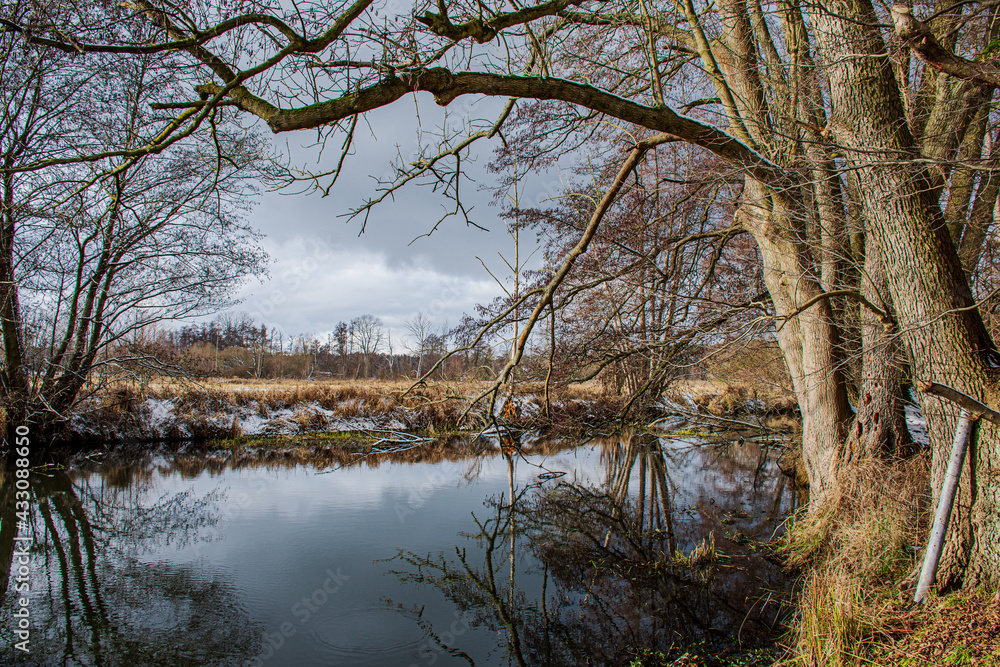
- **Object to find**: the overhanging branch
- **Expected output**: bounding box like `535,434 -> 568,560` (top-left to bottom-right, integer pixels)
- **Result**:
258,69 -> 791,190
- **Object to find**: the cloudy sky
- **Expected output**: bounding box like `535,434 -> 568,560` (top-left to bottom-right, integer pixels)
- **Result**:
224,95 -> 561,347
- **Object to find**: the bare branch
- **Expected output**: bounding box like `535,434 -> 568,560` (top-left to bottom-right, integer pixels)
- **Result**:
892,4 -> 1000,86
239,69 -> 791,190
918,380 -> 1000,425
416,0 -> 586,44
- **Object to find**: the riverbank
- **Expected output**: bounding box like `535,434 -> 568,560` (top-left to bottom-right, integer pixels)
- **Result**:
779,455 -> 1000,666
51,377 -> 799,448
60,379 -> 607,445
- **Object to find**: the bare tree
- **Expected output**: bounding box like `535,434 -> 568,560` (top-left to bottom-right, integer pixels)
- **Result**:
405,312 -> 435,377
479,147 -> 765,411
350,314 -> 384,379
0,12 -> 268,436
333,321 -> 349,377
249,323 -> 267,379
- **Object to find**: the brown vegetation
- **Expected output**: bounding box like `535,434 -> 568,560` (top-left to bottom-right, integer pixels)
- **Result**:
783,456 -> 928,663
777,455 -> 1000,666
61,373 -> 804,447
661,377 -> 798,417
659,342 -> 798,418
57,377 -> 629,446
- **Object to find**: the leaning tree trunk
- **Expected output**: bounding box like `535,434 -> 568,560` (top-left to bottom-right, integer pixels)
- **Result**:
709,0 -> 853,508
811,0 -> 1000,588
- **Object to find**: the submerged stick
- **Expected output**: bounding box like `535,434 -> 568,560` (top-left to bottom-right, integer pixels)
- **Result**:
914,410 -> 975,604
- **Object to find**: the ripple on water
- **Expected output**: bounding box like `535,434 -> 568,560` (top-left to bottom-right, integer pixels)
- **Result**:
311,607 -> 428,663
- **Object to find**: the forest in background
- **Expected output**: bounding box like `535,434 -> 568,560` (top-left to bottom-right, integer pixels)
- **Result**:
124,312 -> 788,397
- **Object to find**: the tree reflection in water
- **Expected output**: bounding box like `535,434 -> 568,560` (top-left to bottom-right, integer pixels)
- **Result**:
0,464 -> 260,666
390,431 -> 796,666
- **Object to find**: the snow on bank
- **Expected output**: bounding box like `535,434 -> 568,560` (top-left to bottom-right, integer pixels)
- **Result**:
659,384 -> 932,448
71,396 -> 406,442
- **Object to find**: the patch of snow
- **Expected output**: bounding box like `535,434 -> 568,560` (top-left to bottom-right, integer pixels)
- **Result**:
513,395 -> 541,417
657,397 -> 689,413
146,398 -> 175,426
337,417 -> 406,431
145,398 -> 178,437
238,413 -> 269,436
905,403 -> 929,448
77,391 -> 424,443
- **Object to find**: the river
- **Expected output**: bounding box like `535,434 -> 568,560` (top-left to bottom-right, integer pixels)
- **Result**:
0,431 -> 798,666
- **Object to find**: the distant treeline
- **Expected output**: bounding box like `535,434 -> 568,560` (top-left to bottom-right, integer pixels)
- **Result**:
138,314 -> 501,380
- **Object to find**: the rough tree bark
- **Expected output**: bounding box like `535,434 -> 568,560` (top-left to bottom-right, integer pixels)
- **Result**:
851,242 -> 912,461
812,0 -> 1000,587
738,181 -> 852,505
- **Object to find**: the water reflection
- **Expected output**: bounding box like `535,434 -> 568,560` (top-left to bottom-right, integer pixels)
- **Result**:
389,432 -> 795,666
0,467 -> 259,666
1,431 -> 796,666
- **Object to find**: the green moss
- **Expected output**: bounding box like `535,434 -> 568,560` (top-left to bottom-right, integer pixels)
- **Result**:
627,648 -> 671,667
626,644 -> 778,666
663,427 -> 714,437
981,37 -> 1000,61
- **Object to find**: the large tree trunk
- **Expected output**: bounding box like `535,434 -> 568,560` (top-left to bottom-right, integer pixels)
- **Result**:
709,0 -> 853,508
811,0 -> 1000,587
739,181 -> 852,507
851,242 -> 912,461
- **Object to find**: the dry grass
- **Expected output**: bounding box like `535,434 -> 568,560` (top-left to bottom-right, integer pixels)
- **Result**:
664,379 -> 798,416
777,454 -> 983,666
662,341 -> 798,418
701,340 -> 793,391
148,376 -> 607,398
140,379 -> 609,429
65,377 -> 617,445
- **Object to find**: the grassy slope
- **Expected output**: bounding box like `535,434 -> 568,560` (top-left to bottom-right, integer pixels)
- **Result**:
780,456 -> 1000,666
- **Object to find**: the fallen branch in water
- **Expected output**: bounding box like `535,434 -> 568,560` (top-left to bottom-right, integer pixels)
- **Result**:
363,429 -> 437,450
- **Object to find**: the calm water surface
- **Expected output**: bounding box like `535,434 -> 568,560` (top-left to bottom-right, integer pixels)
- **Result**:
1,433 -> 798,666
